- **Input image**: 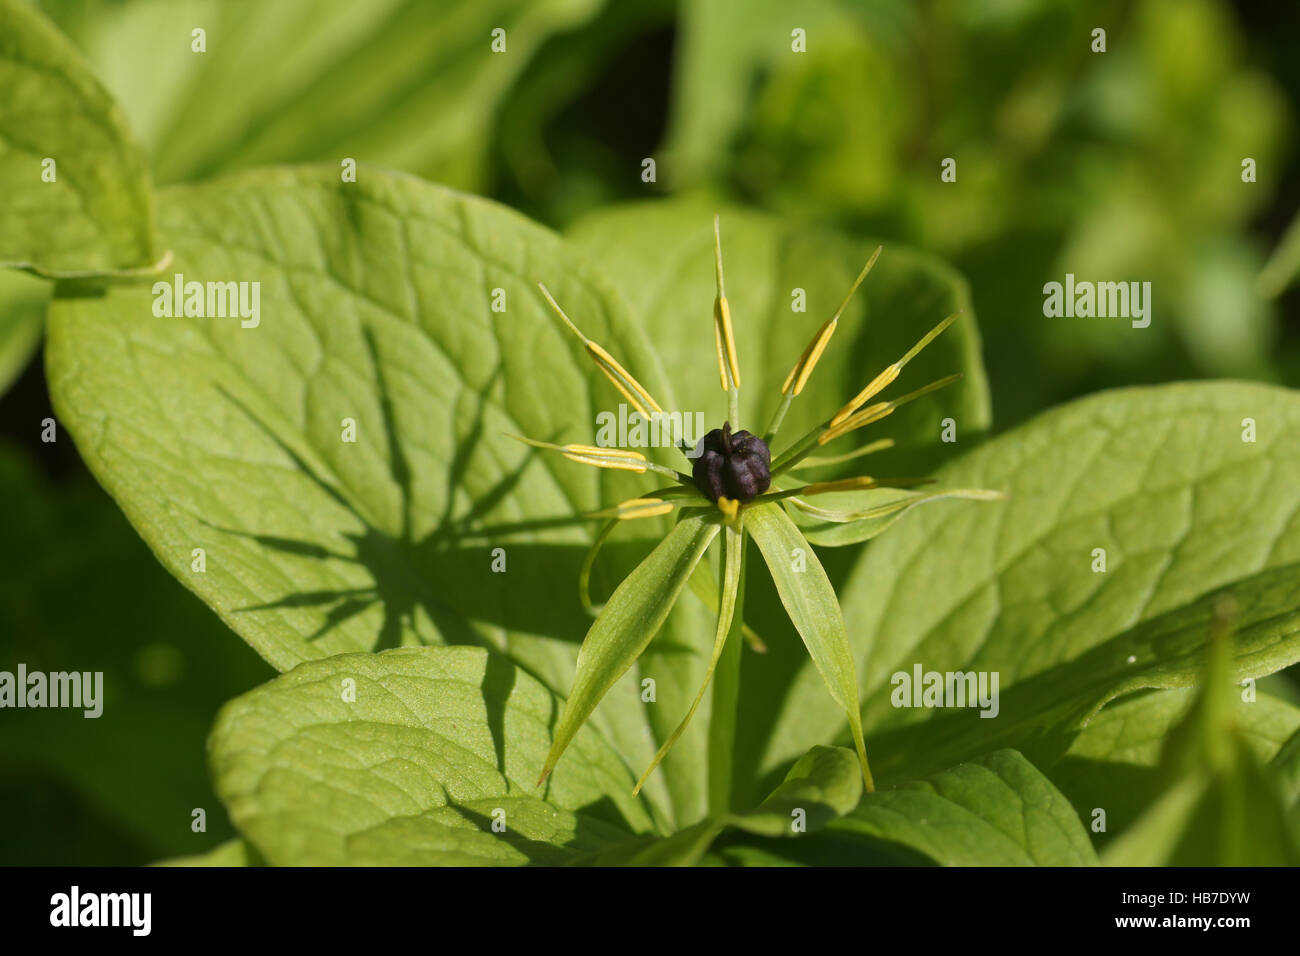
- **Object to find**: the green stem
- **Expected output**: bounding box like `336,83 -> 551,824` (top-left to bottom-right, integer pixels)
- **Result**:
763,391 -> 795,444
771,426 -> 825,474
707,527 -> 746,815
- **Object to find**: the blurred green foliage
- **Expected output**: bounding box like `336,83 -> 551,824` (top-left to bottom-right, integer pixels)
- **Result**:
2,0 -> 1298,863
660,0 -> 1295,426
0,444 -> 270,863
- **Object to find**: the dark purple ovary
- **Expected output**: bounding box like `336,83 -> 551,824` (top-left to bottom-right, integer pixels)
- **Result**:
692,422 -> 772,502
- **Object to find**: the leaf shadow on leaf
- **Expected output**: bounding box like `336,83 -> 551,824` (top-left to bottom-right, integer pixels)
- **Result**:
843,565 -> 1300,789
207,346 -> 697,668
440,795 -> 643,866
482,649 -> 517,775
706,830 -> 940,867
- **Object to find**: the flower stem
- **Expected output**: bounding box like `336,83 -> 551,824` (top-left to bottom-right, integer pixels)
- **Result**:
763,391 -> 795,444
707,526 -> 746,815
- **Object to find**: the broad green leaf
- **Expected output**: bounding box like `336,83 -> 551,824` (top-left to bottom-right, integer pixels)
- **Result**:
1100,635 -> 1300,866
1050,688 -> 1300,848
859,562 -> 1300,785
567,198 -> 990,472
543,511 -> 720,784
0,271 -> 46,397
807,749 -> 1097,866
698,748 -> 1096,867
209,646 -> 657,866
759,383 -> 1300,783
581,744 -> 862,866
45,165 -> 719,830
154,839 -> 259,867
40,0 -> 604,190
734,743 -> 863,836
745,502 -> 871,789
0,0 -> 155,274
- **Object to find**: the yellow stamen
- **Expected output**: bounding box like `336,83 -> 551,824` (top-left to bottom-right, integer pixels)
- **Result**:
801,476 -> 880,497
585,340 -> 664,417
562,451 -> 648,472
820,374 -> 963,445
507,434 -> 649,473
597,497 -> 675,520
782,246 -> 881,397
538,283 -> 664,417
830,366 -> 899,427
830,310 -> 962,427
782,317 -> 838,396
713,216 -> 741,391
716,496 -> 740,523
563,443 -> 645,460
819,403 -> 893,445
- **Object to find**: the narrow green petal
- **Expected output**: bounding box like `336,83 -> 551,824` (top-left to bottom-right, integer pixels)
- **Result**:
688,559 -> 768,652
706,526 -> 747,813
540,512 -> 721,785
789,487 -> 1006,547
745,503 -> 874,791
578,517 -> 619,614
634,522 -> 744,795
579,485 -> 705,613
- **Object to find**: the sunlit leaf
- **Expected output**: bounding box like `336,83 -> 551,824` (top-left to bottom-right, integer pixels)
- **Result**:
0,0 -> 156,274
209,646 -> 657,865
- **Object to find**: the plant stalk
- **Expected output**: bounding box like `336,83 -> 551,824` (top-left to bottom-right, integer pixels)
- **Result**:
707,528 -> 746,815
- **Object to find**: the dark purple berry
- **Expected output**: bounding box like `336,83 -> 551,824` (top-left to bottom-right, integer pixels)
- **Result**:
692,422 -> 772,503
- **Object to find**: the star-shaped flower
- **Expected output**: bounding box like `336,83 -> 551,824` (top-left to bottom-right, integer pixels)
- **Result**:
514,217 -> 1001,796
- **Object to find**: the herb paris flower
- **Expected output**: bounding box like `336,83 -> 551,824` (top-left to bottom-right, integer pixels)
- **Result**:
514,217 -> 1000,798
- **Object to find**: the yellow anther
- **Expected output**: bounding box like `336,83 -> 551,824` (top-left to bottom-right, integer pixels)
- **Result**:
819,403 -> 894,445
538,283 -> 664,418
608,497 -> 675,520
507,434 -> 650,473
830,310 -> 961,427
716,496 -> 740,523
583,341 -> 663,417
782,316 -> 838,397
801,476 -> 880,497
561,448 -> 649,472
563,443 -> 645,460
713,216 -> 741,391
830,365 -> 899,427
781,246 -> 882,400
820,373 -> 962,446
